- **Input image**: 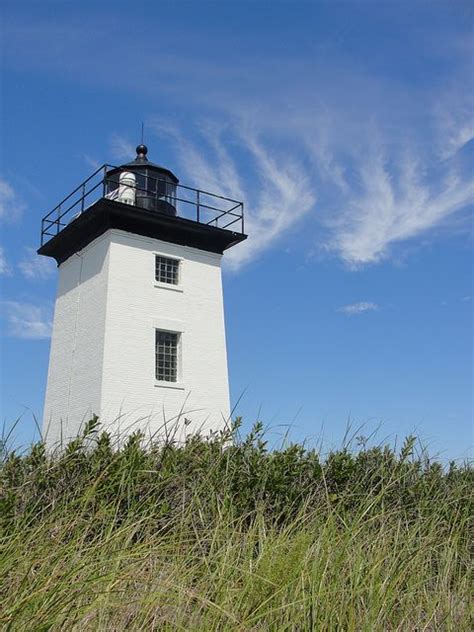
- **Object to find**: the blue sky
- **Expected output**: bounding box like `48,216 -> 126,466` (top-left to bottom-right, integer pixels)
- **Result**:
0,1 -> 472,459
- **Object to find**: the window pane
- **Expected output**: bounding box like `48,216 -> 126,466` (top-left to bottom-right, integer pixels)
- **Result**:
155,255 -> 179,285
155,330 -> 178,382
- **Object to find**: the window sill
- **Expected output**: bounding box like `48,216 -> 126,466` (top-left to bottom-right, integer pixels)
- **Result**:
153,282 -> 183,293
154,381 -> 186,391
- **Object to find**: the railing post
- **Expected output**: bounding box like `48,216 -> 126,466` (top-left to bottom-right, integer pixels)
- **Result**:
241,203 -> 244,234
102,165 -> 107,198
196,190 -> 200,223
81,183 -> 86,212
57,205 -> 61,235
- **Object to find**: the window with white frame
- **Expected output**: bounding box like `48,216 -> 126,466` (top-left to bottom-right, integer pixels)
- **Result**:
155,255 -> 180,285
155,330 -> 179,382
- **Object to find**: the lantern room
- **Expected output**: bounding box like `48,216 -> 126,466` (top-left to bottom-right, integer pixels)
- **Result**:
105,144 -> 178,216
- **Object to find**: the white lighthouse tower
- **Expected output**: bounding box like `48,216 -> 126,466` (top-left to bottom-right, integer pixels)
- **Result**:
38,144 -> 246,446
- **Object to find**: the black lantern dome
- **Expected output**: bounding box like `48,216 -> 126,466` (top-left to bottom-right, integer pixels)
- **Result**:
105,145 -> 179,216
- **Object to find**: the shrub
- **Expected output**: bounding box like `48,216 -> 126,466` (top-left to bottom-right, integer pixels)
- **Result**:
0,418 -> 471,630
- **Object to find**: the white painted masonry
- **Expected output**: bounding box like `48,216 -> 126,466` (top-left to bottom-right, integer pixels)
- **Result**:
43,229 -> 231,446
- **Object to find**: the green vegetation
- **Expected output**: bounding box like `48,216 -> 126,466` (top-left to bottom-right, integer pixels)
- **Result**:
0,418 -> 472,630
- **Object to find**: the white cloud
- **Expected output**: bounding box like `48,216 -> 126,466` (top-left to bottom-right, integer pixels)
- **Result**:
0,247 -> 12,276
109,134 -> 135,162
18,247 -> 56,280
151,98 -> 472,272
81,153 -> 101,171
0,177 -> 25,222
231,132 -> 316,270
1,301 -> 53,339
325,148 -> 474,268
337,302 -> 379,315
435,94 -> 474,159
11,16 -> 470,272
444,121 -> 474,158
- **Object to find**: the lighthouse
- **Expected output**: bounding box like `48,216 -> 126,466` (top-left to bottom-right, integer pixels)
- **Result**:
38,144 -> 246,446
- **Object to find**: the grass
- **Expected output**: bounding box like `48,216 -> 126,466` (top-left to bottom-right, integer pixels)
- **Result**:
0,417 -> 472,630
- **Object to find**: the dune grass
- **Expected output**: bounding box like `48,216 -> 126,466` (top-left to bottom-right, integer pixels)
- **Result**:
0,418 -> 472,630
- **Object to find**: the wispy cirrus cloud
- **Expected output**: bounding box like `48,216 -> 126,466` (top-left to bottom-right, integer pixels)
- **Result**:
80,153 -> 101,171
18,247 -> 56,280
8,11 -> 471,272
0,247 -> 12,276
150,110 -> 473,271
1,301 -> 53,339
434,91 -> 474,159
0,178 -> 26,223
337,302 -> 379,315
109,134 -> 136,162
324,146 -> 474,268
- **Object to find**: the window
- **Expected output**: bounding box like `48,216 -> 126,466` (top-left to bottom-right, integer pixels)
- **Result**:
155,255 -> 180,285
155,330 -> 179,382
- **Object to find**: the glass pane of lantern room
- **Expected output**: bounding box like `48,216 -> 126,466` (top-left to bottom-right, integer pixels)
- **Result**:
135,172 -> 146,194
167,181 -> 176,206
156,175 -> 166,199
146,170 -> 157,196
106,172 -> 119,195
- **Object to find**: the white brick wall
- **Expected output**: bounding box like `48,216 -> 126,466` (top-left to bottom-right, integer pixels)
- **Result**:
42,229 -> 231,447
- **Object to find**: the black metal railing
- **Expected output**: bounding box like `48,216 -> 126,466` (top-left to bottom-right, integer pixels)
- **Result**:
40,165 -> 245,247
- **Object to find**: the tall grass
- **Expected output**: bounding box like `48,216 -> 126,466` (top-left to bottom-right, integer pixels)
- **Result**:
0,418 -> 472,630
